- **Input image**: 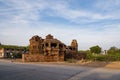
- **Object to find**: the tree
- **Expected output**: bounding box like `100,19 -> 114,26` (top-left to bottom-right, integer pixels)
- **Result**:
107,46 -> 120,54
90,45 -> 101,54
26,45 -> 30,50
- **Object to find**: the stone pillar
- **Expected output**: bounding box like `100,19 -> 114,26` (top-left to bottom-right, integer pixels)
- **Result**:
22,54 -> 25,62
44,43 -> 46,48
57,43 -> 59,48
43,43 -> 46,55
48,42 -> 51,47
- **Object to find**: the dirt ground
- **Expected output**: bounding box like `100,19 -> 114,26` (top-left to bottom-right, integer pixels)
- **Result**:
76,60 -> 120,69
104,62 -> 120,69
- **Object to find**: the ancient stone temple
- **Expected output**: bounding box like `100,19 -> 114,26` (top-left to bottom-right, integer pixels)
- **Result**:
22,34 -> 78,62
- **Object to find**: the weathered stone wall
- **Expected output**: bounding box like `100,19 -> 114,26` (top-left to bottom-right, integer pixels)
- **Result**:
22,53 -> 64,62
22,54 -> 45,62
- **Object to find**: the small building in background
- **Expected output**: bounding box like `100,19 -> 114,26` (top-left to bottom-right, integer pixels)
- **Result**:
0,46 -> 29,58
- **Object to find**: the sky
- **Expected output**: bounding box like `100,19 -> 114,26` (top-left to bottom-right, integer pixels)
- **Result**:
0,0 -> 120,50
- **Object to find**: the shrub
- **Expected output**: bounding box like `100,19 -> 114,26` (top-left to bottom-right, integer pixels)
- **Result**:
95,55 -> 106,61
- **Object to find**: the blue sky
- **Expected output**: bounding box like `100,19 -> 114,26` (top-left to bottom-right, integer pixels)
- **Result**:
0,0 -> 120,50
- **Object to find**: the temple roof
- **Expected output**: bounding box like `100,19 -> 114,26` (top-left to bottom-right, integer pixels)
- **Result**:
46,34 -> 53,39
44,38 -> 62,43
29,35 -> 42,41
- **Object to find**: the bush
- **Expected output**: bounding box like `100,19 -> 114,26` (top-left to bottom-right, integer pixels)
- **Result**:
95,55 -> 106,61
86,52 -> 120,61
66,59 -> 77,63
106,53 -> 120,61
86,53 -> 95,61
15,53 -> 22,58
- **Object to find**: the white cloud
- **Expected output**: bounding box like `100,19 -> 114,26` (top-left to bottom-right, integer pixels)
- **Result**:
0,0 -> 120,50
94,0 -> 120,19
0,21 -> 120,50
95,0 -> 120,10
0,0 -> 115,24
48,2 -> 113,23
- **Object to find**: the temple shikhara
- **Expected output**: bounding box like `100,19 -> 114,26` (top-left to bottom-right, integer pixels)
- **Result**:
22,34 -> 78,62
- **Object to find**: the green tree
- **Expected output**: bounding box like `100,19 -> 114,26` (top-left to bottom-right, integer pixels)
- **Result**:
107,46 -> 120,54
90,45 -> 101,54
26,45 -> 30,50
0,44 -> 29,50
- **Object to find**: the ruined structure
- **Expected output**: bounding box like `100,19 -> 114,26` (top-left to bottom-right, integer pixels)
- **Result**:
66,40 -> 78,53
22,34 -> 78,62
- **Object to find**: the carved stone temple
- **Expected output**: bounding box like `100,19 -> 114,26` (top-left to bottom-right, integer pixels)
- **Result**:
22,34 -> 78,62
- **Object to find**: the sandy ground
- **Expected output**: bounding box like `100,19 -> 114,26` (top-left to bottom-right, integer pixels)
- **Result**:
76,60 -> 120,69
105,62 -> 120,69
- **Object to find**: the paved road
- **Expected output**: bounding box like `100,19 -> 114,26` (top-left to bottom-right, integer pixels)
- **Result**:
0,60 -> 120,80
